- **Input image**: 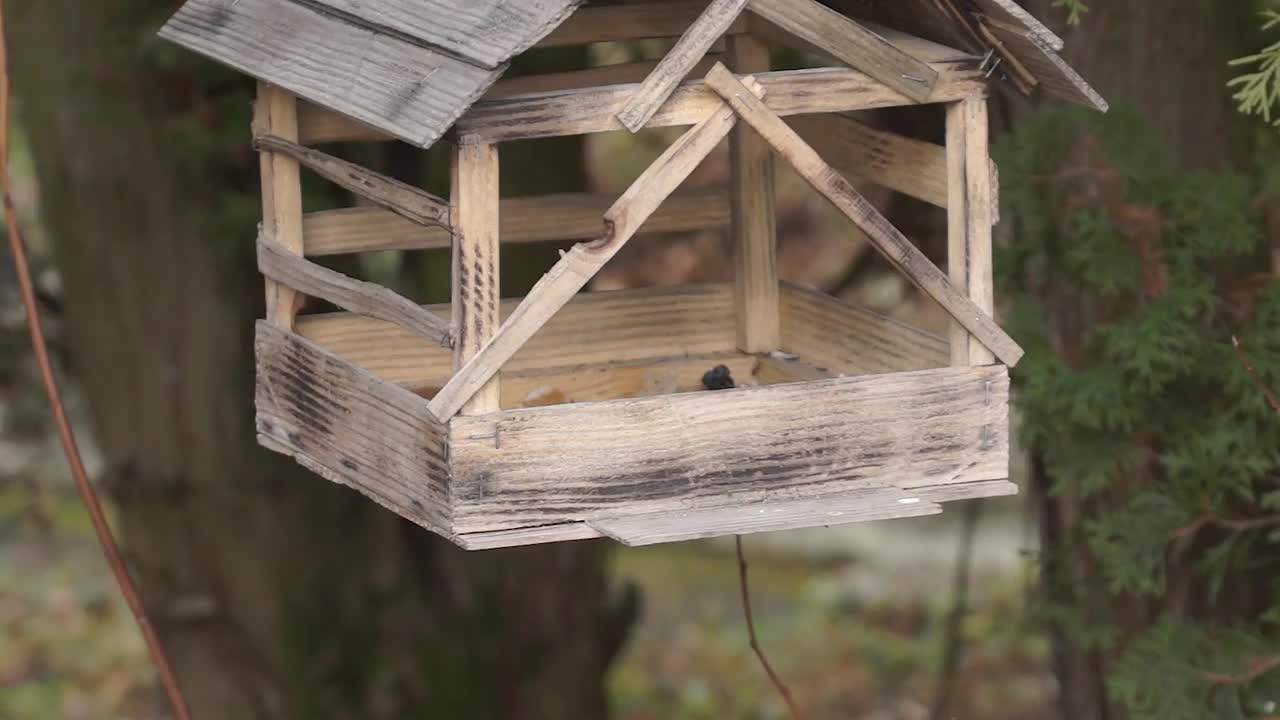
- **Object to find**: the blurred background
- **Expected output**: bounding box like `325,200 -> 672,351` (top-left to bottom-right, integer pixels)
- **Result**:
2,0 -> 1279,718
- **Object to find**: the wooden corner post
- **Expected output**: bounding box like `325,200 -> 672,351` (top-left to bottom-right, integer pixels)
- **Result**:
451,142 -> 503,415
727,34 -> 781,353
945,96 -> 996,367
254,82 -> 305,329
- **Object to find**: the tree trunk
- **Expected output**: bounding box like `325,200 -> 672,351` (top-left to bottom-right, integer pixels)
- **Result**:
8,1 -> 618,717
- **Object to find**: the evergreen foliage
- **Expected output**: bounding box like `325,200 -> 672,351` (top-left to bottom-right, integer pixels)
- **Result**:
996,106 -> 1280,719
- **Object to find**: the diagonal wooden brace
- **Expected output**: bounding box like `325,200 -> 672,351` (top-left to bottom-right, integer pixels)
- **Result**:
704,63 -> 1023,367
616,0 -> 749,133
428,78 -> 769,422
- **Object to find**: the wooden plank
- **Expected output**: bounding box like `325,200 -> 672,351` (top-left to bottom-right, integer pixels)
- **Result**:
297,283 -> 739,387
253,84 -> 305,329
823,0 -> 978,54
254,322 -> 451,533
791,114 -> 947,208
448,364 -> 1010,533
488,56 -> 722,98
962,98 -> 996,365
704,64 -> 1023,367
451,143 -> 502,415
452,478 -> 1016,550
254,135 -> 449,230
747,0 -> 939,102
779,283 -> 949,375
945,101 -> 970,367
749,15 -> 977,65
429,79 -> 767,421
301,188 -> 729,256
439,353 -> 765,409
972,0 -> 1064,51
453,65 -> 986,143
728,35 -> 780,353
159,0 -> 503,148
617,0 -> 749,133
590,486 -> 942,546
257,235 -> 451,347
305,0 -> 580,69
985,19 -> 1107,111
537,1 -> 749,47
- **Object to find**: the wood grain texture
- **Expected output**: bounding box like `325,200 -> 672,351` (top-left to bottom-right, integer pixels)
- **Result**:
961,98 -> 996,365
590,486 -> 941,545
297,283 -> 739,386
488,56 -> 721,98
616,0 -> 749,132
159,0 -> 503,147
945,102 -> 971,366
728,35 -> 780,353
790,113 -> 949,208
972,0 -> 1064,50
779,283 -> 949,375
985,19 -> 1107,111
304,0 -> 582,69
429,80 -> 765,420
747,0 -> 938,102
451,143 -> 502,414
301,188 -> 729,256
257,235 -> 451,347
253,83 -> 305,329
254,135 -> 449,230
823,0 -> 978,54
448,364 -> 1010,533
537,0 -> 749,47
453,65 -> 985,143
705,65 -> 1023,367
254,322 -> 450,532
452,478 -> 1016,549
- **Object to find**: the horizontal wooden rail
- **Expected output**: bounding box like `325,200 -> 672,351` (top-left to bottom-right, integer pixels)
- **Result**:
299,64 -> 985,145
257,235 -> 452,347
535,0 -> 749,48
301,188 -> 730,256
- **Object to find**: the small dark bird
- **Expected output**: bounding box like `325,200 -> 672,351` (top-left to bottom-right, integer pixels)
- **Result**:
701,364 -> 736,391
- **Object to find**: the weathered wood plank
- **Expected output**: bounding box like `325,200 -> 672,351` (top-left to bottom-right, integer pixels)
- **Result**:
750,16 -> 977,65
254,322 -> 451,532
985,19 -> 1107,111
962,98 -> 996,365
305,0 -> 581,69
537,0 -> 749,47
429,79 -> 766,420
946,100 -> 971,367
451,478 -> 1016,549
779,283 -> 949,375
747,0 -> 938,102
449,364 -> 1010,533
297,284 -> 739,387
790,114 -> 950,208
617,0 -> 749,133
704,65 -> 1023,367
728,35 -> 780,353
254,84 -> 305,329
453,65 -> 986,143
254,135 -> 449,230
451,142 -> 502,414
159,0 -> 502,147
973,0 -> 1064,50
257,235 -> 452,347
488,56 -> 722,98
301,188 -> 729,256
590,486 -> 941,546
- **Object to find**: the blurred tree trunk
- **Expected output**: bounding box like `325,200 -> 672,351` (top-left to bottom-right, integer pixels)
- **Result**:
8,1 -> 619,718
1015,2 -> 1258,718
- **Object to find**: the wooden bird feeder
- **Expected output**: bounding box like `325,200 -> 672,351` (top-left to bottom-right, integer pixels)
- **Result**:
159,0 -> 1105,549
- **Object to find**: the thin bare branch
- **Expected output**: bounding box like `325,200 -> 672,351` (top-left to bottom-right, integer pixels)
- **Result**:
1233,335 -> 1280,415
736,535 -> 804,720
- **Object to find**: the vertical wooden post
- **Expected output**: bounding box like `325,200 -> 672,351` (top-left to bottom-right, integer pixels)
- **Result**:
451,141 -> 502,415
727,34 -> 780,353
254,82 -> 305,330
946,96 -> 996,366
